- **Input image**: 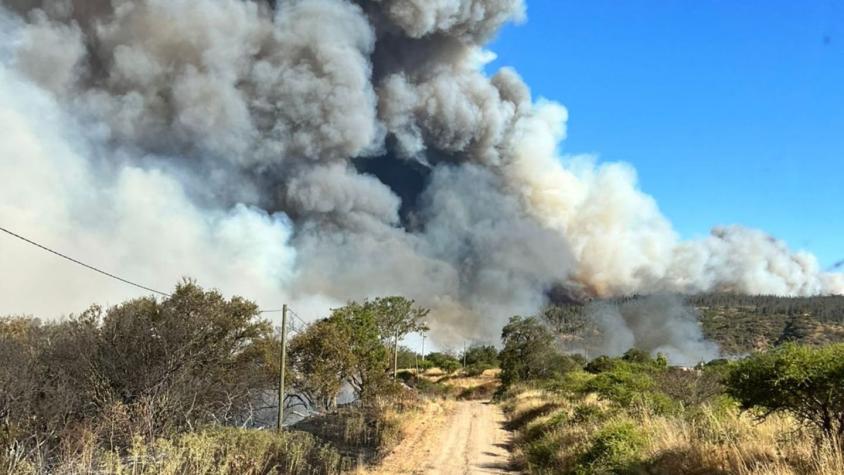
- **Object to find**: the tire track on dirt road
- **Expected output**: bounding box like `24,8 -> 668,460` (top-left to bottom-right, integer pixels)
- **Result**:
368,400 -> 516,475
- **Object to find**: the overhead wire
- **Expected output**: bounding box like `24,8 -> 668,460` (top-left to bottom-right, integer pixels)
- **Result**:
0,224 -> 295,315
1,225 -> 171,297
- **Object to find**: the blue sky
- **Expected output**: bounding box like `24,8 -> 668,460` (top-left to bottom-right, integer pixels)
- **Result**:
487,0 -> 843,268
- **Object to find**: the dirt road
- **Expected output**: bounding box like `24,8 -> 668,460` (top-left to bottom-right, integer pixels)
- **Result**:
369,400 -> 515,475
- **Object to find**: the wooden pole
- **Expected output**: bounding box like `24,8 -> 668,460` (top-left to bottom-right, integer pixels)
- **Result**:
277,304 -> 288,431
393,331 -> 399,379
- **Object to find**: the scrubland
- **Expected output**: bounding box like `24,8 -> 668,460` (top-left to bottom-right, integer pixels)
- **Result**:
501,364 -> 844,475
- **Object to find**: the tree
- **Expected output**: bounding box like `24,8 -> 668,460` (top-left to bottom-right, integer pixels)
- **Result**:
369,296 -> 429,376
426,352 -> 461,373
370,296 -> 430,342
499,316 -> 566,385
326,301 -> 391,401
395,346 -> 420,370
0,281 -> 276,455
726,343 -> 844,439
463,345 -> 499,367
91,281 -> 275,436
287,320 -> 352,412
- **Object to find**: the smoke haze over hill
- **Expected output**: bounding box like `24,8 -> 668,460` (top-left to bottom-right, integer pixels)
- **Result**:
1,0 -> 842,344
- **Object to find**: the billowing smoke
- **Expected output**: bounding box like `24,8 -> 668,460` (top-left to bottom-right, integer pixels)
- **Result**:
576,296 -> 720,367
1,0 -> 842,345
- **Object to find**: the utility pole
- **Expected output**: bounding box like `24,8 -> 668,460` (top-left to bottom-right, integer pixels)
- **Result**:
421,334 -> 426,362
277,304 -> 288,432
462,342 -> 467,370
393,330 -> 399,379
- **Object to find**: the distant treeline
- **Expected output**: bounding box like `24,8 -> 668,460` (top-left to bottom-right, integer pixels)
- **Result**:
684,293 -> 844,323
541,292 -> 844,355
546,292 -> 844,322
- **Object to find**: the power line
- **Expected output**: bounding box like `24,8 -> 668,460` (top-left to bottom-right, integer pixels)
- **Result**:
0,225 -> 171,297
0,224 -> 295,316
262,308 -> 308,330
287,308 -> 309,328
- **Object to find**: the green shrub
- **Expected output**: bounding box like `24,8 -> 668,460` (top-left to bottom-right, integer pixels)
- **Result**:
726,342 -> 844,438
500,316 -> 576,385
572,404 -> 610,425
584,365 -> 655,407
585,356 -> 616,374
462,345 -> 499,368
410,377 -> 451,398
464,362 -> 495,377
426,352 -> 461,373
621,348 -> 652,364
525,433 -> 564,470
544,370 -> 595,395
575,421 -> 646,474
522,409 -> 569,444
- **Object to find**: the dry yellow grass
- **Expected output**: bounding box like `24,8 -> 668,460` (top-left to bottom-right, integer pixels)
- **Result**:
503,387 -> 844,475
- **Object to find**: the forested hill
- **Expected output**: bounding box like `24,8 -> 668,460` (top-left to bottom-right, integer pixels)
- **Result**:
544,293 -> 844,356
689,293 -> 844,355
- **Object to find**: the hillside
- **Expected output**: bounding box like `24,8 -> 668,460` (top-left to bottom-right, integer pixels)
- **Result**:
689,294 -> 844,354
545,293 -> 844,356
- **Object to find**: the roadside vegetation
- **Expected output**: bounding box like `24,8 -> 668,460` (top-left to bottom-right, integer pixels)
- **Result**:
498,315 -> 844,474
0,282 -> 471,474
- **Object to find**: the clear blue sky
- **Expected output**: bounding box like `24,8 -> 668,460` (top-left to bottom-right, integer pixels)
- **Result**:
487,0 -> 844,268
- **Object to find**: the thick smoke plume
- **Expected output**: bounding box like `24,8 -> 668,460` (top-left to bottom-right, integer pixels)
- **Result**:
1,0 -> 842,345
576,296 -> 720,367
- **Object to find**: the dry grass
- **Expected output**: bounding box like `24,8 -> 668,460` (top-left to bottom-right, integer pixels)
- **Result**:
502,386 -> 844,475
3,427 -> 345,475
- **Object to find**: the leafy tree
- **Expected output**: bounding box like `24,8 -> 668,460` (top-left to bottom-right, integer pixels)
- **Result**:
499,316 -> 567,385
726,343 -> 844,438
463,345 -> 499,367
621,348 -> 652,364
395,346 -> 420,370
585,355 -> 616,374
426,352 -> 461,373
287,297 -> 430,405
326,301 -> 390,401
287,319 -> 352,411
369,296 -> 429,376
370,296 -> 429,343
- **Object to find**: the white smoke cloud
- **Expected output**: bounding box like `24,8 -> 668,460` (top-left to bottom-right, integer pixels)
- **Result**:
0,61 -> 297,318
0,0 -> 841,348
579,295 -> 720,367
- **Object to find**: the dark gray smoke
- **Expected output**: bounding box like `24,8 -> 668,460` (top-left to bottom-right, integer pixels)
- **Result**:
1,0 -> 841,345
578,296 -> 720,367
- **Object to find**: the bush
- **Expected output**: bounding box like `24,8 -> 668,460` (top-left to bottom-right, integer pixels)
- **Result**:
621,348 -> 652,364
0,283 -> 276,462
575,421 -> 646,474
500,316 -> 581,386
584,365 -> 655,406
726,343 -> 844,438
585,355 -> 616,374
572,403 -> 611,425
464,362 -> 494,377
462,345 -> 499,368
426,352 -> 461,373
